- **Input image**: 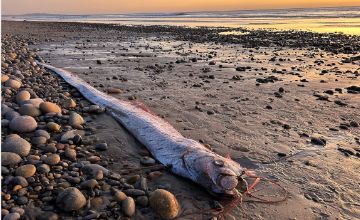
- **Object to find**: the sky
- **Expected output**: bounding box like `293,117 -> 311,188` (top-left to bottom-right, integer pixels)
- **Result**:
2,0 -> 360,15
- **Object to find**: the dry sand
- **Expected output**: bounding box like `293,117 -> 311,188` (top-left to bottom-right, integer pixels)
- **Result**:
2,21 -> 360,219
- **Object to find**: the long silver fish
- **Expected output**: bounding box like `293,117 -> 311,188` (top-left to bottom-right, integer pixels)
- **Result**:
38,62 -> 248,197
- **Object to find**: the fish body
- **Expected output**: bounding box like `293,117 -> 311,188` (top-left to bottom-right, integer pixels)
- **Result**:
38,62 -> 246,196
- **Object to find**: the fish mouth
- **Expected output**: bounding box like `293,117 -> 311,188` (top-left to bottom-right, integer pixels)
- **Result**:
216,174 -> 239,191
212,175 -> 248,198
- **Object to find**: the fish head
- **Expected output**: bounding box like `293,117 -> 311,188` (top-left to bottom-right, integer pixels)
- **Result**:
194,155 -> 247,197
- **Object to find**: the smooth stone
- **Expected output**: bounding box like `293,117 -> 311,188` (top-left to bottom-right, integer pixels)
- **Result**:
124,189 -> 146,197
5,111 -> 20,121
80,179 -> 99,189
95,142 -> 108,151
31,136 -> 47,145
46,122 -> 61,132
136,196 -> 149,207
62,99 -> 76,108
16,90 -> 31,104
43,154 -> 61,165
60,130 -> 84,143
10,116 -> 37,133
149,189 -> 180,219
19,104 -> 41,117
72,134 -> 82,145
34,129 -> 51,139
2,134 -> 31,156
40,102 -> 61,114
3,212 -> 21,220
23,98 -> 44,108
2,167 -> 9,175
37,164 -> 51,174
114,190 -> 127,202
38,212 -> 59,220
2,104 -> 12,115
16,196 -> 28,205
1,119 -> 9,127
5,79 -> 22,90
1,74 -> 9,83
11,176 -> 28,187
311,137 -> 326,146
81,164 -> 109,180
56,187 -> 86,212
107,88 -> 122,94
16,164 -> 36,178
122,197 -> 135,217
68,112 -> 84,128
10,207 -> 25,215
1,152 -> 22,166
64,148 -> 77,161
140,156 -> 156,166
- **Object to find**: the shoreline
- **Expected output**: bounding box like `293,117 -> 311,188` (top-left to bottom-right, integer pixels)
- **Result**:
3,20 -> 360,53
2,20 -> 360,219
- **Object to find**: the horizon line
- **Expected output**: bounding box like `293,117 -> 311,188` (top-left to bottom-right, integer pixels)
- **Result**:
2,5 -> 360,17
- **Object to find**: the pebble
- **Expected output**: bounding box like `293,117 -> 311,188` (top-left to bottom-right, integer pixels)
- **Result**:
64,148 -> 77,161
149,189 -> 180,219
56,187 -> 87,211
15,164 -> 36,178
68,111 -> 84,128
1,152 -> 22,166
114,190 -> 127,202
19,104 -> 41,117
81,164 -> 108,180
80,179 -> 99,189
37,164 -> 51,174
3,212 -> 21,220
5,79 -> 22,90
122,197 -> 135,217
140,156 -> 156,166
95,142 -> 108,151
1,74 -> 9,83
311,137 -> 326,146
16,90 -> 31,104
2,119 -> 10,127
124,189 -> 146,197
39,102 -> 61,114
61,130 -> 83,143
23,98 -> 44,108
11,176 -> 28,187
136,196 -> 149,207
62,98 -> 76,108
43,154 -> 61,165
72,134 -> 82,145
5,111 -> 20,121
34,129 -> 51,139
31,136 -> 47,145
46,122 -> 61,132
107,88 -> 122,94
10,115 -> 37,133
2,134 -> 31,156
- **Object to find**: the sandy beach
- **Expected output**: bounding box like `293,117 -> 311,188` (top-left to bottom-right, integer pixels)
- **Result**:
2,21 -> 360,219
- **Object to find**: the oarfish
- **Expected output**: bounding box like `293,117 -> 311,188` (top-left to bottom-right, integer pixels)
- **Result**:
37,62 -> 248,197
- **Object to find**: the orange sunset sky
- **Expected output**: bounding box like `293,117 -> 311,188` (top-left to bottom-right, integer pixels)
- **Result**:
2,0 -> 360,15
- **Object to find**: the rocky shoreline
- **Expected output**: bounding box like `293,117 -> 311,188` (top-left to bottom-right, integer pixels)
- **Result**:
2,20 -> 360,220
1,34 -> 182,219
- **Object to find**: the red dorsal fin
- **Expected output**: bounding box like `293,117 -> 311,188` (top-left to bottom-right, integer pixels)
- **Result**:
131,101 -> 153,114
225,154 -> 232,160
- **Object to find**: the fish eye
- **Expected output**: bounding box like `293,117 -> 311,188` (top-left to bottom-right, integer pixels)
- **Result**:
213,159 -> 224,167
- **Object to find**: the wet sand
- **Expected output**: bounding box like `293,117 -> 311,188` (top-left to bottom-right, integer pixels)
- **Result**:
2,21 -> 360,219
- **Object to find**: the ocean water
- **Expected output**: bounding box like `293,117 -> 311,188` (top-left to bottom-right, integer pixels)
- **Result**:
3,6 -> 360,35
